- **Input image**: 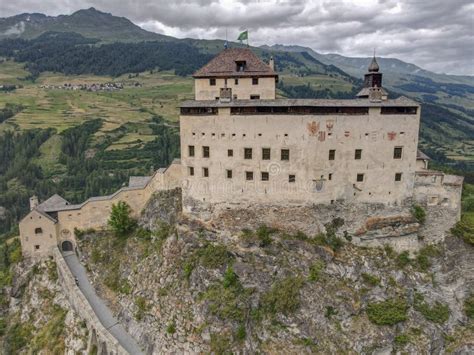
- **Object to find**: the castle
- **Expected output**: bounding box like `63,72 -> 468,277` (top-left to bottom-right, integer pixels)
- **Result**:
19,48 -> 463,258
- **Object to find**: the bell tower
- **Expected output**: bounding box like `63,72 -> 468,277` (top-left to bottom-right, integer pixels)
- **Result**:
364,55 -> 382,88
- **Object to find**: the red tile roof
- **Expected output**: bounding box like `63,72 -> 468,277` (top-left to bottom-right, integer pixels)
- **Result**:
193,48 -> 277,78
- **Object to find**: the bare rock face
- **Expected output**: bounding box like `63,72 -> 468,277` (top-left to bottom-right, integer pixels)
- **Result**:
139,188 -> 182,230
4,259 -> 89,353
78,209 -> 474,354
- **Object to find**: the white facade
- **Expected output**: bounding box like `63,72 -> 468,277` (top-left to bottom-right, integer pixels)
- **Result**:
180,101 -> 421,210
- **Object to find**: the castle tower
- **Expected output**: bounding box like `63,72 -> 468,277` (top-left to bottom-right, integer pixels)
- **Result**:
192,48 -> 278,101
356,55 -> 387,100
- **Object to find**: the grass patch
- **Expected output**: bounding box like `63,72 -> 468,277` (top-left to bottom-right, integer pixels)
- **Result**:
308,260 -> 325,282
465,293 -> 474,319
415,244 -> 441,272
260,276 -> 304,316
394,333 -> 410,346
134,296 -> 151,321
366,298 -> 408,325
30,305 -> 67,354
361,273 -> 381,287
414,292 -> 450,324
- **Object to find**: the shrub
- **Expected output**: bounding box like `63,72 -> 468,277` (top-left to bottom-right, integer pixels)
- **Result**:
415,245 -> 441,272
240,225 -> 277,247
411,204 -> 426,224
308,260 -> 325,282
451,218 -> 474,246
202,283 -> 245,322
235,324 -> 246,341
108,201 -> 137,237
325,306 -> 337,319
166,321 -> 176,334
414,293 -> 449,324
134,296 -> 150,321
394,333 -> 410,346
366,298 -> 408,325
464,293 -> 474,319
361,273 -> 381,287
210,332 -> 232,355
260,276 -> 304,316
222,267 -> 239,288
396,251 -> 411,268
197,243 -> 233,269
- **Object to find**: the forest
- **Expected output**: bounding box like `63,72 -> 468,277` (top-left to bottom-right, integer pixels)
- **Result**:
0,116 -> 180,239
0,32 -> 212,78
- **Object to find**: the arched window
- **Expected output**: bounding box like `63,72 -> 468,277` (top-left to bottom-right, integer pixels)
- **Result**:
35,227 -> 43,234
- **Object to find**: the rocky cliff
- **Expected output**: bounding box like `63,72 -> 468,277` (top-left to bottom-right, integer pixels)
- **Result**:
73,192 -> 474,354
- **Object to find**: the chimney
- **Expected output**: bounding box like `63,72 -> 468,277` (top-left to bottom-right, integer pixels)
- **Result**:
269,56 -> 274,70
29,196 -> 39,211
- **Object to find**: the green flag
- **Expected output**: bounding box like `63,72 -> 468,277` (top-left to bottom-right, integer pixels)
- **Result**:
237,30 -> 248,41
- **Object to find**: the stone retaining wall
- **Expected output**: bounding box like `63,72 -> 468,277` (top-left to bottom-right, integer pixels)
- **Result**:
53,248 -> 128,355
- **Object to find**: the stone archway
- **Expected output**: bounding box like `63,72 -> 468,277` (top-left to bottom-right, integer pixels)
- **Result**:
61,240 -> 73,252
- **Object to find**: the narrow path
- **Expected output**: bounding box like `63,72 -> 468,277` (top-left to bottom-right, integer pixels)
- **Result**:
62,251 -> 143,355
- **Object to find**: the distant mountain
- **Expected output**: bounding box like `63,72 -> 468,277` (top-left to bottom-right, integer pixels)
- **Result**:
262,44 -> 474,86
0,7 -> 172,43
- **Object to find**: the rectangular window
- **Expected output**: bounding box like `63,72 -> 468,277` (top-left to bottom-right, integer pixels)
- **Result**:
244,148 -> 253,159
328,173 -> 333,181
35,245 -> 40,250
203,146 -> 210,158
261,172 -> 269,181
252,77 -> 259,85
394,147 -> 403,159
281,149 -> 290,161
227,170 -> 233,179
235,78 -> 239,85
355,149 -> 362,160
262,148 -> 271,160
188,145 -> 195,157
329,149 -> 336,160
228,149 -> 233,157
395,173 -> 402,181
356,173 -> 364,182
246,171 -> 254,181
203,167 -> 209,177
289,175 -> 296,183
209,78 -> 216,86
250,95 -> 260,100
188,167 -> 194,176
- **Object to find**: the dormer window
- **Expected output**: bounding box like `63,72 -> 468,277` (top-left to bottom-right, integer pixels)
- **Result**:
236,61 -> 246,72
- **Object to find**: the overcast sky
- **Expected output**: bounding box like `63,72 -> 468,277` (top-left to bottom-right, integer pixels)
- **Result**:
1,0 -> 473,75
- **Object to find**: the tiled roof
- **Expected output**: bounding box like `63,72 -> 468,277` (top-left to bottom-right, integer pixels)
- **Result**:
193,48 -> 276,78
180,96 -> 420,108
417,150 -> 431,160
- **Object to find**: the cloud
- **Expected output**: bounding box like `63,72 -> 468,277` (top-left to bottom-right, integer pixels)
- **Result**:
1,0 -> 473,75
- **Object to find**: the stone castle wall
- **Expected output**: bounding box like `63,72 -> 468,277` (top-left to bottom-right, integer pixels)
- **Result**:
195,77 -> 276,100
180,107 -> 420,209
19,161 -> 182,258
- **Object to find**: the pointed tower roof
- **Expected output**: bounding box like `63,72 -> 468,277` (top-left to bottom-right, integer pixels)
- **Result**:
368,56 -> 380,72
